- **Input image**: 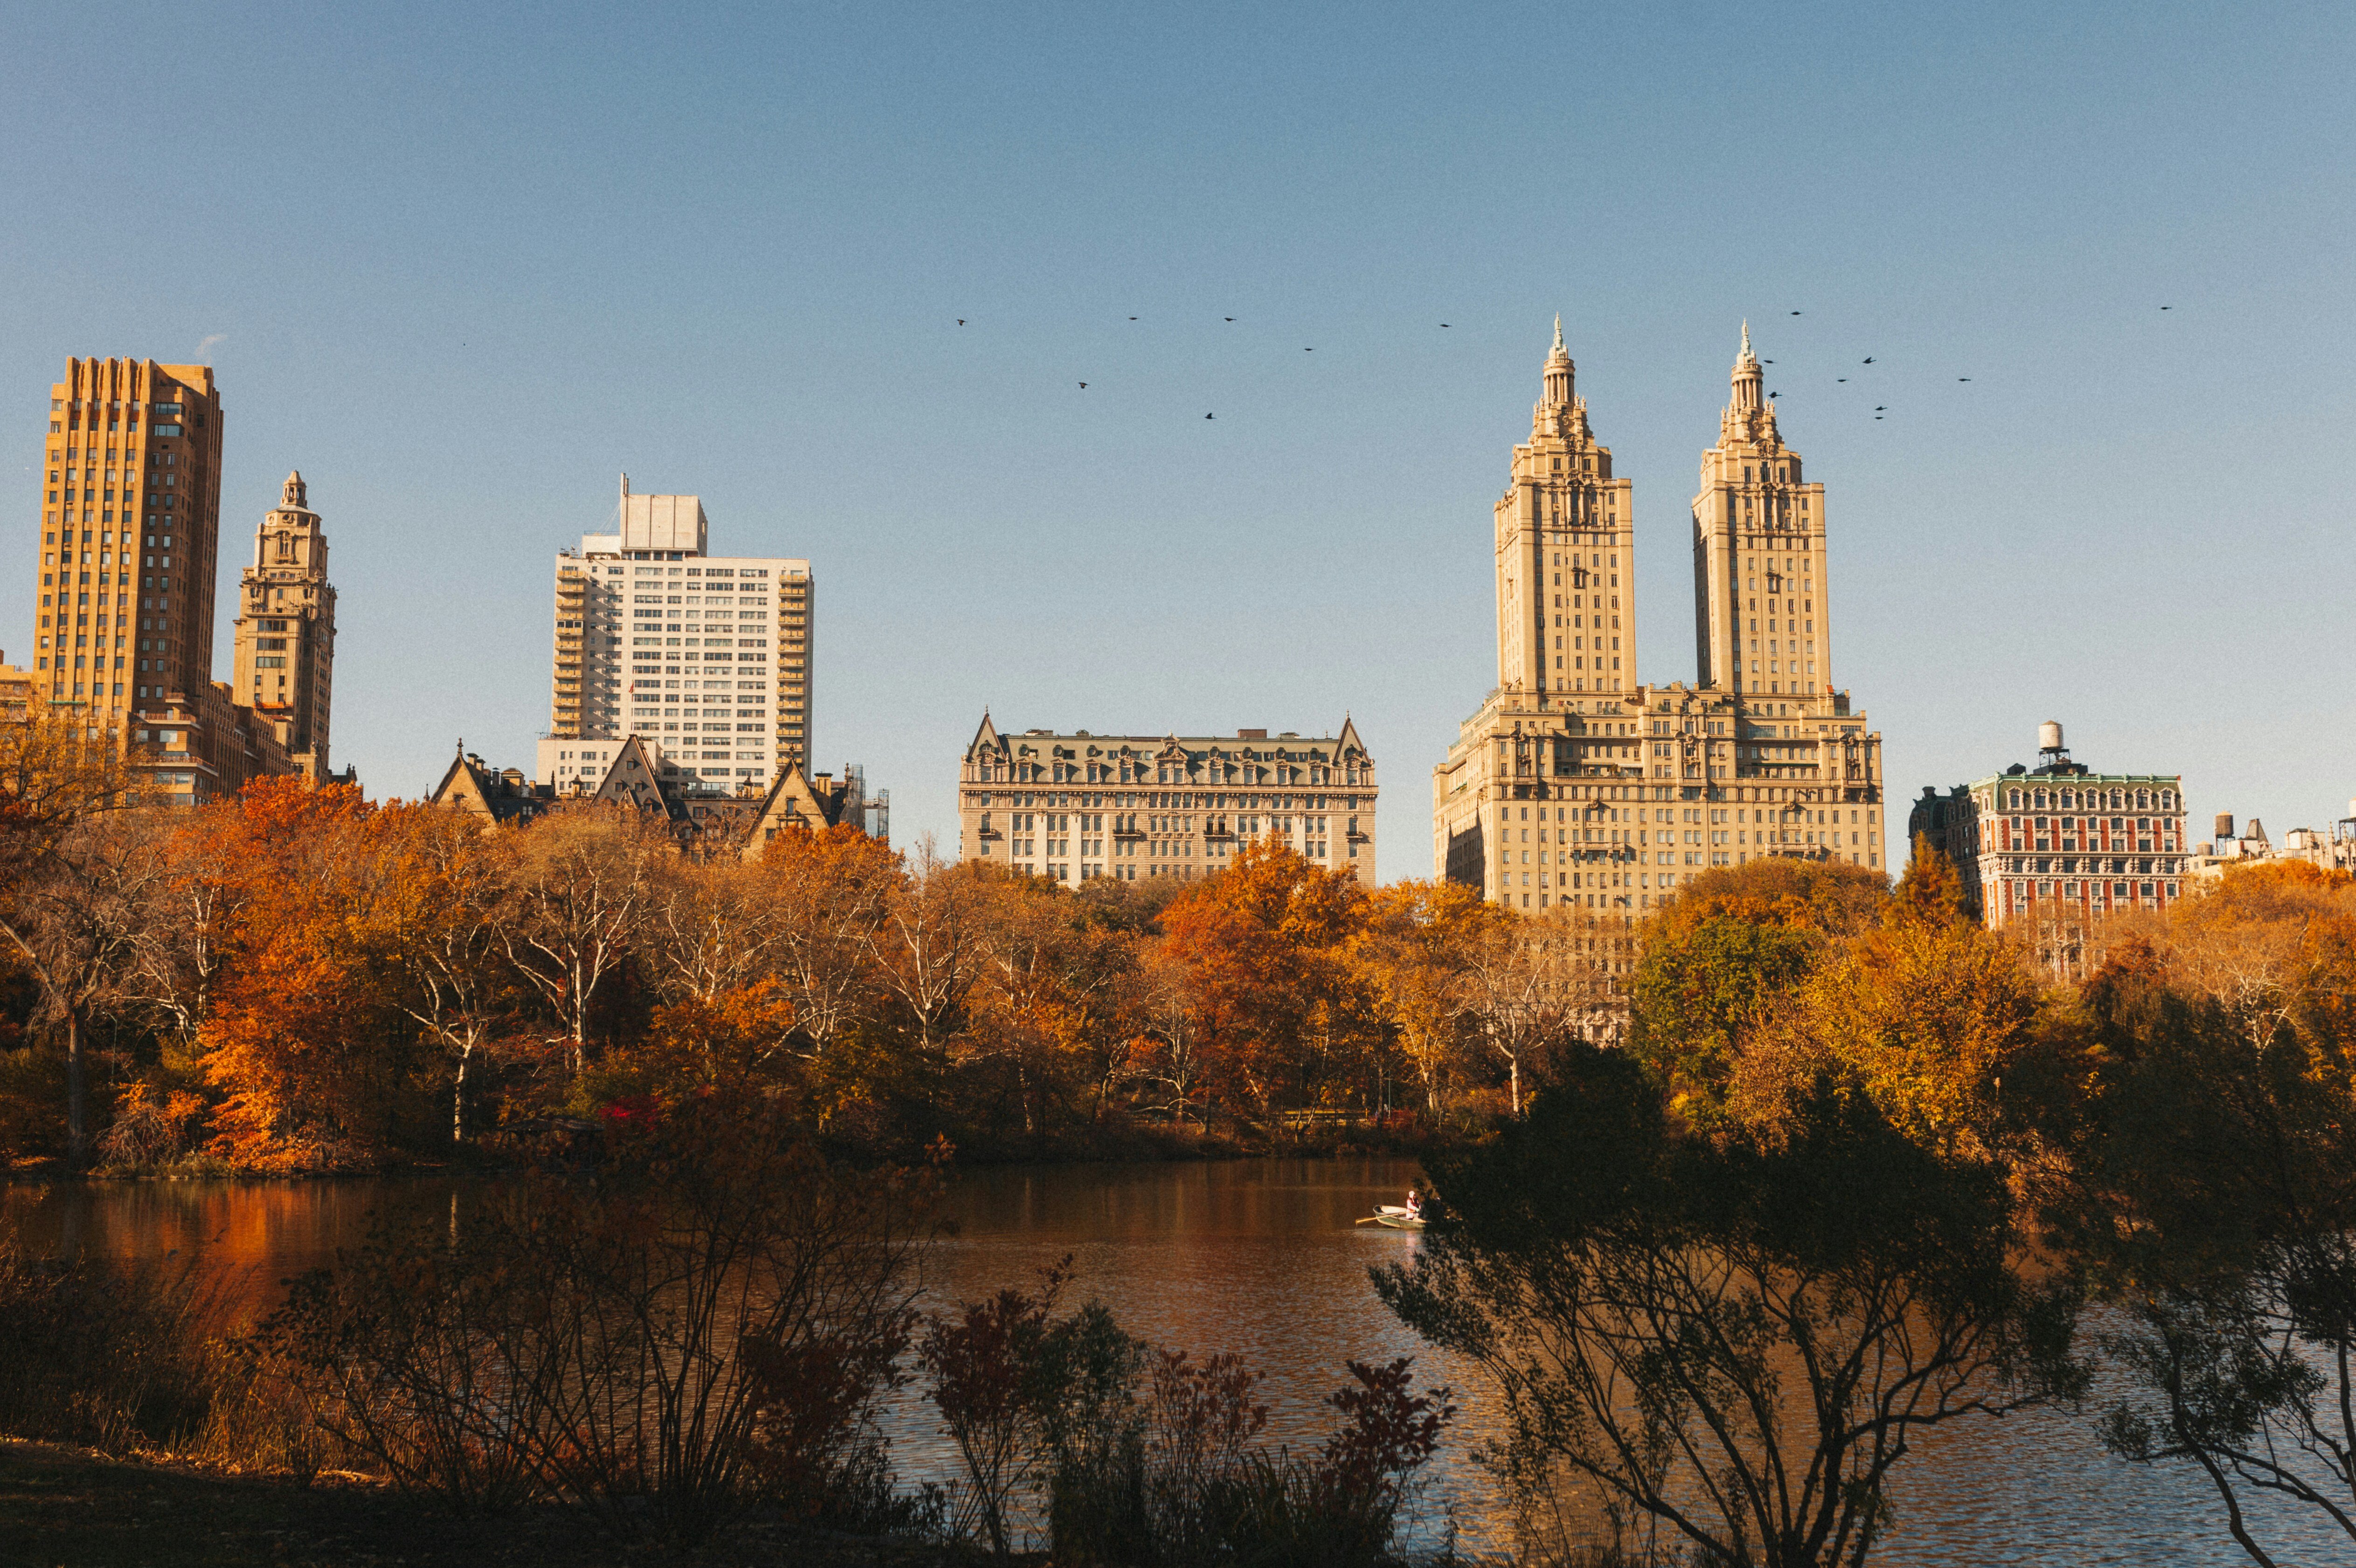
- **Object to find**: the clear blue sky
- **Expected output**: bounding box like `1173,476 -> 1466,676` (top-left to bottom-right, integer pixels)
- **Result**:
5,2 -> 2351,870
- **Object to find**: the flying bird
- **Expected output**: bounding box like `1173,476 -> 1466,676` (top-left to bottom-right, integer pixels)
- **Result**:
1225,317 -> 1235,322
1205,413 -> 1215,420
1790,311 -> 1802,316
1958,377 -> 1971,382
1769,391 -> 1779,398
1837,377 -> 1847,382
1078,382 -> 1087,389
1862,357 -> 1875,364
1441,323 -> 1452,327
2161,305 -> 2172,311
1304,347 -> 1314,352
1875,405 -> 1886,411
957,319 -> 965,326
1129,316 -> 1138,320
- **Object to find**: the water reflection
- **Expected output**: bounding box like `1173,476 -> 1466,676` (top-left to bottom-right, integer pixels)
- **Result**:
5,1166 -> 2340,1563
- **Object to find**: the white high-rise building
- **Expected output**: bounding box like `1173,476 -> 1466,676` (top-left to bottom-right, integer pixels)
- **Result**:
542,477 -> 813,794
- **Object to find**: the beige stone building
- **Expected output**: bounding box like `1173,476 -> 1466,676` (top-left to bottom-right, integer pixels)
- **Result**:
230,472 -> 337,777
957,714 -> 1376,884
1433,324 -> 1886,912
30,357 -> 308,803
35,359 -> 220,724
542,477 -> 813,795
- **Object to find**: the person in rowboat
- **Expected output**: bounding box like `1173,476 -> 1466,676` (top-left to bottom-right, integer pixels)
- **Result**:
1405,1186 -> 1422,1218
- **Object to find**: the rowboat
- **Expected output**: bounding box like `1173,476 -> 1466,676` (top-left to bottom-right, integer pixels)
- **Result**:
1370,1212 -> 1425,1230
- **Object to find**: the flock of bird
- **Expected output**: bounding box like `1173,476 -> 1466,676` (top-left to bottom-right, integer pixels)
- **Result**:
948,304 -> 2178,425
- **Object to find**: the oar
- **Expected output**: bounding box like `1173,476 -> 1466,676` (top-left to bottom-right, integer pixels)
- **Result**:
1355,1214 -> 1385,1224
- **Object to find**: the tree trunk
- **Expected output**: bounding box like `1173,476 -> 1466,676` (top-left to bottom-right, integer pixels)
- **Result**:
64,1005 -> 86,1161
570,959 -> 588,1075
1510,1055 -> 1521,1117
452,1042 -> 471,1144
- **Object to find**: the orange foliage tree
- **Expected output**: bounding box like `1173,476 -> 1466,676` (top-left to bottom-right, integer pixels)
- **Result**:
1155,839 -> 1373,1117
197,779 -> 433,1171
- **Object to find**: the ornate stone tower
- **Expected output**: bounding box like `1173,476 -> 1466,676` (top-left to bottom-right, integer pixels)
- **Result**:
1690,324 -> 1830,695
1493,317 -> 1637,699
1435,321 -> 1654,907
1434,321 -> 1890,914
231,471 -> 337,776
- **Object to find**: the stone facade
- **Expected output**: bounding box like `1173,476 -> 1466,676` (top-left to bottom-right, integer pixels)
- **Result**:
958,714 -> 1376,885
1435,325 -> 1887,913
230,471 -> 337,777
1907,722 -> 2189,930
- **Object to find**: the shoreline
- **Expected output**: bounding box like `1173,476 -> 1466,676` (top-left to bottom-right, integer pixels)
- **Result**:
5,1119 -> 1470,1184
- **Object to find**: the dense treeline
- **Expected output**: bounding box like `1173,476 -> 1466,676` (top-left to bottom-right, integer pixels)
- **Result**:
0,715 -> 1624,1172
1386,841 -> 2356,1566
5,700 -> 2356,1563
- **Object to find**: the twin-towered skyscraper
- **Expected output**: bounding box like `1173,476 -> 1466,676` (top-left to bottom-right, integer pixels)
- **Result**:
1433,322 -> 1887,911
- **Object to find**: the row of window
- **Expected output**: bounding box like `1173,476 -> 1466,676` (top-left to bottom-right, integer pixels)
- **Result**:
2001,856 -> 2180,877
972,792 -> 1364,815
2000,787 -> 2175,812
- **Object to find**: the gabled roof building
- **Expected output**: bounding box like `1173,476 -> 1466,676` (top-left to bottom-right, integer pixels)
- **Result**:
431,735 -> 885,861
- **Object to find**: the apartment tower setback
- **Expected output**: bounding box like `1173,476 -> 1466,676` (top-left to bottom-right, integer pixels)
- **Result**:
542,477 -> 812,793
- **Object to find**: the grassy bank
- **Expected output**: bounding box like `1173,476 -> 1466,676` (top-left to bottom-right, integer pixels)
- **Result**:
0,1439 -> 990,1568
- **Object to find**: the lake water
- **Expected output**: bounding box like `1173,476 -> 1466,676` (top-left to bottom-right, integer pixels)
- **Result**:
4,1162 -> 2339,1564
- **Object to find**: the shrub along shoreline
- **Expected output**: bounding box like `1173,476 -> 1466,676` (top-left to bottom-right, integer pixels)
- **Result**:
1,1089 -> 1458,1568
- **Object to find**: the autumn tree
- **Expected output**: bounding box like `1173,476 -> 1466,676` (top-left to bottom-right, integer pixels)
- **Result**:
0,809 -> 173,1160
1156,840 -> 1371,1118
1628,857 -> 1886,1127
758,822 -> 898,1062
198,780 -> 431,1170
1741,846 -> 2043,1155
1461,909 -> 1618,1115
968,868 -> 1145,1134
649,853 -> 783,1006
502,804 -> 666,1074
2046,863 -> 2356,1564
0,710 -> 164,1159
874,840 -> 986,1056
1378,1042 -> 2081,1568
1355,879 -> 1509,1114
375,804 -> 523,1143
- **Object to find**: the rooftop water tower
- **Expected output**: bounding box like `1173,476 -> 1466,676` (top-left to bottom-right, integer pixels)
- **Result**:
2037,720 -> 2069,770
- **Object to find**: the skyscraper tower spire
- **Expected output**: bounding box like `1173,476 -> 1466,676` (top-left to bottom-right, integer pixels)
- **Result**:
1728,320 -> 1764,426
1540,313 -> 1575,415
